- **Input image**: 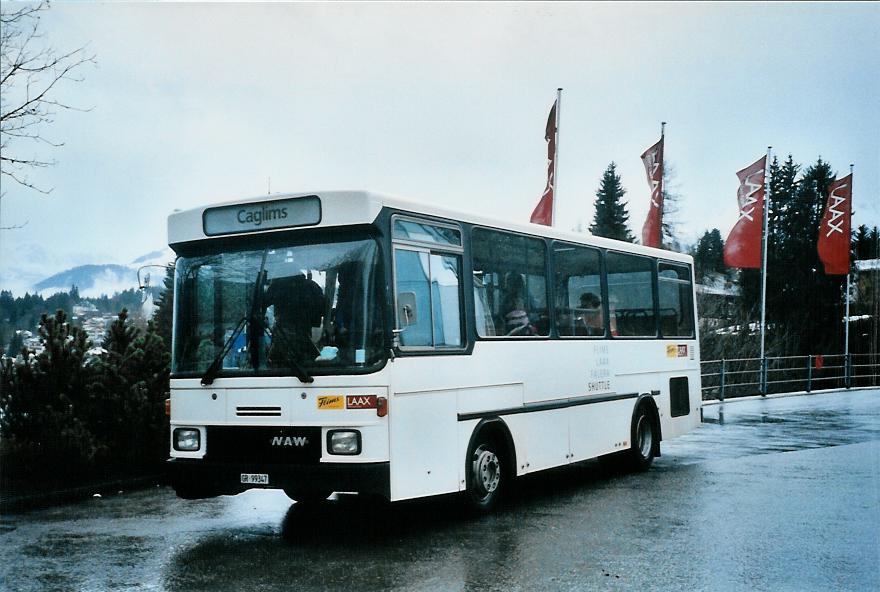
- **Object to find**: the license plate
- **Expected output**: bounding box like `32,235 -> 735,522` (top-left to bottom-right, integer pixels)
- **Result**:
240,473 -> 269,485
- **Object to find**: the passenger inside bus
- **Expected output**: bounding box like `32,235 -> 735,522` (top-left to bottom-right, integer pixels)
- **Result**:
265,272 -> 324,364
502,272 -> 536,336
575,292 -> 604,336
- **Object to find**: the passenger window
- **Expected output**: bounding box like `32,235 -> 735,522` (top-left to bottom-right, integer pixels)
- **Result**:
658,262 -> 695,337
553,244 -> 604,337
606,252 -> 656,337
394,249 -> 463,348
472,228 -> 548,337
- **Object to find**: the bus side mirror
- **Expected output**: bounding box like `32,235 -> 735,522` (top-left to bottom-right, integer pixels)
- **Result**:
397,292 -> 418,327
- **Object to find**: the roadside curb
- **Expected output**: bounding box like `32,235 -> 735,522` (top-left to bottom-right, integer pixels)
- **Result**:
1,474 -> 166,514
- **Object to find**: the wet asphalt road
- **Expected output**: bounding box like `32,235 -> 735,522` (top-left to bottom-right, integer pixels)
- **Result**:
2,389 -> 879,592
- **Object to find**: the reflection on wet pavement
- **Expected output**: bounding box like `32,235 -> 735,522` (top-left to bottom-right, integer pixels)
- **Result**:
671,390 -> 880,464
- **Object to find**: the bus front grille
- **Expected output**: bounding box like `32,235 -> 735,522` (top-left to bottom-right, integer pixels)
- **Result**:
236,406 -> 282,417
204,426 -> 321,464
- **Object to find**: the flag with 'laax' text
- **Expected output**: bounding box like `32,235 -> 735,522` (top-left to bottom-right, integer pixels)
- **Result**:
723,155 -> 767,269
640,136 -> 664,247
817,174 -> 853,275
530,101 -> 557,226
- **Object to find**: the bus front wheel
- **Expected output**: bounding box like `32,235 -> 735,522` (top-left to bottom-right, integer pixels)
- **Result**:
466,436 -> 505,512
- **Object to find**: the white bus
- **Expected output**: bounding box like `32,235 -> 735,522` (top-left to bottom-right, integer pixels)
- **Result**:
167,191 -> 701,510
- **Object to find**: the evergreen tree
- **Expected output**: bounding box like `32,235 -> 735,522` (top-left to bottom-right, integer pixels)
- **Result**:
127,321 -> 171,468
589,162 -> 634,242
660,164 -> 683,251
692,229 -> 726,283
854,225 -> 869,259
103,309 -> 139,356
0,310 -> 97,481
765,157 -> 840,354
764,155 -> 800,338
6,330 -> 24,356
854,225 -> 879,260
152,263 -> 175,354
87,310 -> 170,470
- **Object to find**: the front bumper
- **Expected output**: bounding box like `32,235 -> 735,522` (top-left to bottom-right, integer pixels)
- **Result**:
168,458 -> 390,499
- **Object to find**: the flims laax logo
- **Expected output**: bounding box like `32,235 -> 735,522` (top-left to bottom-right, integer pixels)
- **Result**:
271,436 -> 309,447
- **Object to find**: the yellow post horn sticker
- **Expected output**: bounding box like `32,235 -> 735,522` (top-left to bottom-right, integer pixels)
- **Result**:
317,395 -> 344,410
666,344 -> 689,358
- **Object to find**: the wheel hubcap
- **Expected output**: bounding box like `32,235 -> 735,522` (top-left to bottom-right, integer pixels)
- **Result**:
636,414 -> 653,458
472,445 -> 501,499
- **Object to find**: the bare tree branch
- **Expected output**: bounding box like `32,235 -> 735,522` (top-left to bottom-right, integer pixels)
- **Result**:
0,0 -> 96,197
0,220 -> 29,231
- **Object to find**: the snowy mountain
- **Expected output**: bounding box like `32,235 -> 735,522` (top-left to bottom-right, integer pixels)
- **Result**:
33,264 -> 139,297
2,247 -> 175,297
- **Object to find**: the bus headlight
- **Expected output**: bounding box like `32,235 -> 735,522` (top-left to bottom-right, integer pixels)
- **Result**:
327,430 -> 361,455
174,428 -> 201,451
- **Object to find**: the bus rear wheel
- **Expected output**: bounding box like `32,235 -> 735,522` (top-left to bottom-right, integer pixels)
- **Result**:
625,404 -> 657,471
466,436 -> 505,512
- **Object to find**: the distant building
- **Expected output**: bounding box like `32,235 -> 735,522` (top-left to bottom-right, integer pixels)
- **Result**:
73,302 -> 99,316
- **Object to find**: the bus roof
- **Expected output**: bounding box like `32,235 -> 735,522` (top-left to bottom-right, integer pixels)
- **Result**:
168,190 -> 692,263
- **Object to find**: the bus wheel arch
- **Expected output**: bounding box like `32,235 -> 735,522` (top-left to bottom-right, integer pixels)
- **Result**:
464,418 -> 516,512
627,395 -> 662,470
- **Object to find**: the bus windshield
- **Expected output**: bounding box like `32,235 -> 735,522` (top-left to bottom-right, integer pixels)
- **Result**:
173,234 -> 385,377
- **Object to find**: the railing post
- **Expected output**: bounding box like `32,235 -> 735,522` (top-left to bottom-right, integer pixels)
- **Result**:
806,355 -> 812,393
760,356 -> 768,396
719,359 -> 726,402
845,353 -> 851,389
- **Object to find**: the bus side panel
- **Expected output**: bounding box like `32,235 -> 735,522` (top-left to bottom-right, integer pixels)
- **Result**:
456,383 -> 523,415
389,390 -> 459,501
521,408 -> 570,472
568,399 -> 634,461
656,371 -> 702,440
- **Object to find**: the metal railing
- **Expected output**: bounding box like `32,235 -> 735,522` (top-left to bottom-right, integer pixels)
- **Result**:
700,353 -> 880,401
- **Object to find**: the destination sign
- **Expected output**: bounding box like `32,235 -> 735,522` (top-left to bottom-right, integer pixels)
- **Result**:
202,195 -> 321,236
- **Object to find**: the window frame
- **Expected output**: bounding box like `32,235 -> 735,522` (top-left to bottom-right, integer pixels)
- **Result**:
657,260 -> 696,339
391,215 -> 466,353
604,249 -> 659,339
550,240 -> 608,340
470,225 -> 551,341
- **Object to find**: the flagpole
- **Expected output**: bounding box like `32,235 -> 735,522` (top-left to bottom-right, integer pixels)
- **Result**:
660,121 -> 666,246
552,88 -> 562,227
845,163 -> 854,386
760,146 -> 772,393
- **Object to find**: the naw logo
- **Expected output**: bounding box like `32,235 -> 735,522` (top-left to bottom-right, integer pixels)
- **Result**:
271,436 -> 309,447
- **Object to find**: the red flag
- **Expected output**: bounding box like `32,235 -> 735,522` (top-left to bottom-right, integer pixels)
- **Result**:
640,137 -> 664,247
817,174 -> 852,275
530,101 -> 557,226
723,155 -> 767,269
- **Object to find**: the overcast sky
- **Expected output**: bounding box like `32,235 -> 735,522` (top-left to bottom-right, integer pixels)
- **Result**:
1,2 -> 878,293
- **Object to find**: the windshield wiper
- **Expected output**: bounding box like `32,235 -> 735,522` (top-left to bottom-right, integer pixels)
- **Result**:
200,315 -> 247,386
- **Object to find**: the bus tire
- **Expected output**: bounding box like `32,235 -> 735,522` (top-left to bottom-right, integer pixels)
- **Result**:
465,432 -> 506,513
625,403 -> 657,472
